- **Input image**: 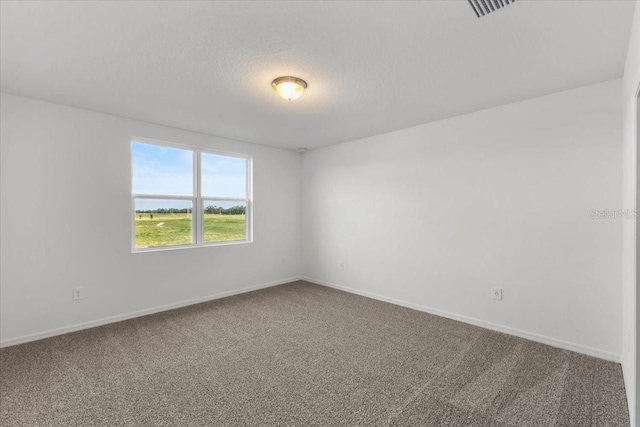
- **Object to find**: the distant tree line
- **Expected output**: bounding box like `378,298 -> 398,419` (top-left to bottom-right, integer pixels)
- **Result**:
204,205 -> 246,215
136,208 -> 191,214
135,205 -> 245,215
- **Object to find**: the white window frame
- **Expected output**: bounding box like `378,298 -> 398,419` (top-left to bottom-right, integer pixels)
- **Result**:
131,137 -> 253,252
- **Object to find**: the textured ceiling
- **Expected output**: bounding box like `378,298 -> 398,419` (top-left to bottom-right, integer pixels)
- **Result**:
0,1 -> 635,151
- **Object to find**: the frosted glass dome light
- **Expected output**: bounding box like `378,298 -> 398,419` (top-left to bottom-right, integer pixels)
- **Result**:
272,76 -> 307,101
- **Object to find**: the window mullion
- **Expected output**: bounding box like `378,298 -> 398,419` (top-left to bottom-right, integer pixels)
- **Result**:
247,157 -> 252,242
198,197 -> 247,202
132,194 -> 194,200
194,150 -> 201,245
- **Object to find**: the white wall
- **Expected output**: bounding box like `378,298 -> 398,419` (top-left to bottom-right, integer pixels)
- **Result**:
622,2 -> 640,426
301,79 -> 623,361
0,93 -> 301,345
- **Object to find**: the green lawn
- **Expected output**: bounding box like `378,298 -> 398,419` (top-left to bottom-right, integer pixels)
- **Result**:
135,213 -> 246,248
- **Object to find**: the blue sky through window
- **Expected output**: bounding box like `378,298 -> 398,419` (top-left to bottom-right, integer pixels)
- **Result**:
201,153 -> 247,199
132,141 -> 247,211
132,142 -> 193,196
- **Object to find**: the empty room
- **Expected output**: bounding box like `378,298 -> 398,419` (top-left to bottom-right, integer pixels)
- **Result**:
2,1 -> 640,426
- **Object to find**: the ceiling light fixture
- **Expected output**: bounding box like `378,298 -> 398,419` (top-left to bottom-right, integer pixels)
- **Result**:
272,76 -> 307,101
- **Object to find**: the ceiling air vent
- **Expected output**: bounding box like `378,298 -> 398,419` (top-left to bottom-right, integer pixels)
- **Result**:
467,0 -> 517,18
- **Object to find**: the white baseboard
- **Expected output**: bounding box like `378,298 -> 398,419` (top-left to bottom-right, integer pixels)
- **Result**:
0,276 -> 302,348
302,276 -> 621,363
2,275 -> 622,364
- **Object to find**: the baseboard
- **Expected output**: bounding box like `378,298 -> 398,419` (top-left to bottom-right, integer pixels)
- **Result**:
0,276 -> 302,348
2,275 -> 622,363
302,276 -> 621,363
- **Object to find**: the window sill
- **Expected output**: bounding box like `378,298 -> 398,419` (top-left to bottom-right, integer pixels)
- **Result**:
131,239 -> 253,253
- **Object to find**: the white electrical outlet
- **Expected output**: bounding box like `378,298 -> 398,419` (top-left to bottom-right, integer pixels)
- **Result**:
338,262 -> 345,271
73,287 -> 84,301
491,287 -> 502,301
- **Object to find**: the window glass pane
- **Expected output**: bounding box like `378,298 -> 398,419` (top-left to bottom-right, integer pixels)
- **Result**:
203,201 -> 247,243
132,142 -> 193,196
134,199 -> 193,248
201,153 -> 247,198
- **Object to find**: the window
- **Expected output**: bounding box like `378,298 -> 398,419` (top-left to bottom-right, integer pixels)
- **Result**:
131,139 -> 251,251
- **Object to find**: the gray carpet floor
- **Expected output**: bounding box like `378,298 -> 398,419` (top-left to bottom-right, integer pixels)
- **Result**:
0,281 -> 629,426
